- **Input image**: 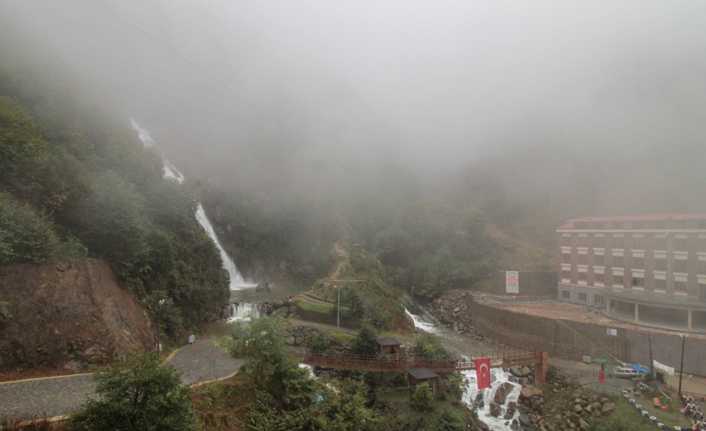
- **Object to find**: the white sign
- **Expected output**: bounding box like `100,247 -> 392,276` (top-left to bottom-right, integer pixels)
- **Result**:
607,328 -> 617,336
506,271 -> 519,294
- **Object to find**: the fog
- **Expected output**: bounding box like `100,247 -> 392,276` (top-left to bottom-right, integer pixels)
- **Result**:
2,1 -> 706,216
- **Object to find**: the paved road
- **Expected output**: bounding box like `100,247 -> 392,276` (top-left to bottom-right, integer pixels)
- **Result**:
0,338 -> 242,422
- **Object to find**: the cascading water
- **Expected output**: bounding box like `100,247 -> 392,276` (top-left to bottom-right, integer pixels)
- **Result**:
131,119 -> 258,321
227,302 -> 260,322
404,306 -> 522,431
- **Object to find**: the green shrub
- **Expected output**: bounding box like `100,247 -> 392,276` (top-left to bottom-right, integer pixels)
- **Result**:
0,195 -> 58,264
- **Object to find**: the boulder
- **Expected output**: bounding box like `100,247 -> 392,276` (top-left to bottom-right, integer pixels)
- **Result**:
477,420 -> 490,431
601,403 -> 615,414
521,386 -> 542,399
578,418 -> 590,430
518,414 -> 530,427
494,382 -> 515,405
489,402 -> 502,417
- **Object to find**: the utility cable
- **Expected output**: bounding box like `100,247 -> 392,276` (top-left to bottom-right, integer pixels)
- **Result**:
90,0 -> 376,188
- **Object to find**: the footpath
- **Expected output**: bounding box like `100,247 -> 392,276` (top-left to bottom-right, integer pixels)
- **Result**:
0,338 -> 242,422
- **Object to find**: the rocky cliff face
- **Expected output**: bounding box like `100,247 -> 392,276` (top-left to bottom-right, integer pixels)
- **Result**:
0,260 -> 154,371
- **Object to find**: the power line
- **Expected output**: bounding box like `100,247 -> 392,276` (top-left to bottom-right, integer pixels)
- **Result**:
90,0 -> 374,188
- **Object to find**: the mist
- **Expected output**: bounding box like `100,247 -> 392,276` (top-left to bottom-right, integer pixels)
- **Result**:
2,1 -> 706,219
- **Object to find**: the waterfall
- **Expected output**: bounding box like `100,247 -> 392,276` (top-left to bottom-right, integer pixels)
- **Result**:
404,306 -> 520,431
227,302 -> 260,322
131,119 -> 255,291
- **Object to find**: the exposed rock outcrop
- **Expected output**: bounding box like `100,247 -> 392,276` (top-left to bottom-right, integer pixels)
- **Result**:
0,260 -> 154,371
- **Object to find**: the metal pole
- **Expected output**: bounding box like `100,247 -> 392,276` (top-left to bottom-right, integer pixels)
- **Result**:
337,286 -> 340,331
648,332 -> 653,376
678,334 -> 686,397
157,299 -> 165,353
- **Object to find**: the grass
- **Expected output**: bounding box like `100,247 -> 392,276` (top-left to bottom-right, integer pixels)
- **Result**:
298,301 -> 333,314
602,395 -> 692,431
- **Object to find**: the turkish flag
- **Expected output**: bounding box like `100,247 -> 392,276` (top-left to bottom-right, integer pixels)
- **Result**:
599,371 -> 605,383
476,358 -> 491,389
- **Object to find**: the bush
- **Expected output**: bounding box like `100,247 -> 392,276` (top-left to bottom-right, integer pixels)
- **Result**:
69,353 -> 196,431
411,382 -> 434,412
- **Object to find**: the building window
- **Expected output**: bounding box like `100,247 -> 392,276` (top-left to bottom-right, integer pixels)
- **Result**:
595,295 -> 605,304
655,259 -> 666,271
563,253 -> 571,263
613,237 -> 624,247
700,261 -> 706,274
562,236 -> 570,246
614,275 -> 624,286
594,236 -> 604,247
633,221 -> 644,229
578,237 -> 588,246
676,238 -> 688,250
632,277 -> 644,287
562,290 -> 571,299
656,237 -> 667,250
579,254 -> 588,264
655,279 -> 666,291
675,281 -> 687,292
595,255 -> 604,266
632,237 -> 644,248
578,272 -> 587,281
698,220 -> 706,229
675,220 -> 687,229
612,256 -> 624,267
700,238 -> 706,250
655,220 -> 666,229
632,257 -> 644,269
578,292 -> 588,301
562,271 -> 571,279
675,260 -> 688,273
595,273 -> 604,282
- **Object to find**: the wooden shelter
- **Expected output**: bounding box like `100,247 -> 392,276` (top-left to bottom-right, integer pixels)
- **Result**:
376,337 -> 402,360
407,368 -> 439,396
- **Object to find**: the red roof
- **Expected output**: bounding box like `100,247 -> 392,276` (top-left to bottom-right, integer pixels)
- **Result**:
558,214 -> 706,230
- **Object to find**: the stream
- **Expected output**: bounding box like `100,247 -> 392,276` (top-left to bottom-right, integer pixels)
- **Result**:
405,307 -> 523,431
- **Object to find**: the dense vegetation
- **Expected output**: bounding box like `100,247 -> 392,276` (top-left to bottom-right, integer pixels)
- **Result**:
69,353 -> 196,431
0,55 -> 228,332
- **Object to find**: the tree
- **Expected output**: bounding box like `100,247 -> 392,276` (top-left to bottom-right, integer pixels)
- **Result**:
432,407 -> 464,431
225,314 -> 315,410
350,325 -> 378,357
411,382 -> 434,412
69,353 -> 196,431
413,332 -> 448,361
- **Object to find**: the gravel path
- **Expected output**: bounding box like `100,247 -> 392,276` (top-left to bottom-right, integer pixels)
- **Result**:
0,338 -> 242,422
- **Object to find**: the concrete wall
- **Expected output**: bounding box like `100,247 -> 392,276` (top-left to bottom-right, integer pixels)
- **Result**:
558,284 -> 606,307
470,300 -> 706,376
294,304 -> 361,329
496,271 -> 558,296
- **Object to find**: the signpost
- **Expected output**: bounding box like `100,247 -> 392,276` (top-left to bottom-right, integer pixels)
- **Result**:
505,271 -> 519,294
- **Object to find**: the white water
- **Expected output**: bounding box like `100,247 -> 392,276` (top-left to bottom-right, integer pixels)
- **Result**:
405,307 -> 438,333
405,306 -> 520,431
131,119 -> 256,291
227,302 -> 260,322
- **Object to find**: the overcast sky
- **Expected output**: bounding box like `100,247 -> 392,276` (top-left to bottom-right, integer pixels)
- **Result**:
2,1 -> 706,172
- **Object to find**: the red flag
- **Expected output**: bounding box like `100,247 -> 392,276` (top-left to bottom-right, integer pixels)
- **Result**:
476,358 -> 491,389
598,371 -> 605,383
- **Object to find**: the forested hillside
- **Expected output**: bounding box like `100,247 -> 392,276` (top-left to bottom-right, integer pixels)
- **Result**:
0,51 -> 228,333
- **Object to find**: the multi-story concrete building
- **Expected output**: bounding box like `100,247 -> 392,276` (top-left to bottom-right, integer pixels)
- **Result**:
557,214 -> 706,332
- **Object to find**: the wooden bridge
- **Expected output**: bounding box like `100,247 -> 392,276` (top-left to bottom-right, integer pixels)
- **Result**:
294,349 -> 549,382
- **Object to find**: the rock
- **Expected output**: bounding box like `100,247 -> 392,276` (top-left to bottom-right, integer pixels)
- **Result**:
520,366 -> 532,377
569,412 -> 581,425
578,418 -> 590,430
504,411 -> 514,420
477,420 -> 490,431
507,401 -> 517,413
255,282 -> 271,293
489,402 -> 502,417
601,403 -> 615,414
600,398 -> 610,404
521,386 -> 542,399
285,337 -> 295,345
572,404 -> 583,413
274,300 -> 284,308
494,382 -> 514,405
590,402 -> 601,411
64,360 -> 85,372
518,414 -> 530,427
273,307 -> 289,317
